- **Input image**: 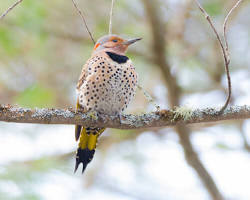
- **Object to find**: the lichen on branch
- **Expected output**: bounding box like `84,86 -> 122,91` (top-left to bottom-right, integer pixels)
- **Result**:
0,104 -> 250,129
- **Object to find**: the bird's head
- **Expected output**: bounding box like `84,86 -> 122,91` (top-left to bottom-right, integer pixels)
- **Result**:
93,35 -> 141,55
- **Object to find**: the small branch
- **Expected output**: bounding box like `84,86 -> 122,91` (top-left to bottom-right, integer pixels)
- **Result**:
0,104 -> 250,129
137,84 -> 160,111
223,0 -> 243,55
221,0 -> 243,112
194,0 -> 232,113
109,0 -> 115,35
143,1 -> 224,199
0,0 -> 23,20
71,0 -> 95,44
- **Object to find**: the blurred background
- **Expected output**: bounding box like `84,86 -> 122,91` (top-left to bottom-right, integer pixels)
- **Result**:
0,0 -> 250,199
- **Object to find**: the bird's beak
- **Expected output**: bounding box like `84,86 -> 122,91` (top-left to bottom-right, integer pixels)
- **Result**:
123,38 -> 142,45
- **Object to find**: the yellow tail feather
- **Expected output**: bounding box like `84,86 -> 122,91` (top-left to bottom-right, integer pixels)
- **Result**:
74,98 -> 106,173
74,127 -> 105,173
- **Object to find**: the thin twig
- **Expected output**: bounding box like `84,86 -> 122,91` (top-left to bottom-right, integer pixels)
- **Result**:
223,0 -> 243,56
137,84 -> 160,111
222,0 -> 243,83
109,0 -> 115,35
194,0 -> 225,55
194,0 -> 237,113
71,0 -> 95,44
0,0 -> 23,20
221,0 -> 243,112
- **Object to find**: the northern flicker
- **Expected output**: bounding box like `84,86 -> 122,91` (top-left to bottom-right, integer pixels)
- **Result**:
75,35 -> 141,173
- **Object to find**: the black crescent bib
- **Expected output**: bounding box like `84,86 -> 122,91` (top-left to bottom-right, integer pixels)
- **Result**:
106,51 -> 129,64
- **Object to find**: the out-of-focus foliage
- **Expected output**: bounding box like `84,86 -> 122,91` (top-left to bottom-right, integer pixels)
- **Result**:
0,0 -> 250,199
15,84 -> 56,108
203,0 -> 223,16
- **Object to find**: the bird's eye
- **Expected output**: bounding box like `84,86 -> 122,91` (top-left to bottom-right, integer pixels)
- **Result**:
112,39 -> 118,42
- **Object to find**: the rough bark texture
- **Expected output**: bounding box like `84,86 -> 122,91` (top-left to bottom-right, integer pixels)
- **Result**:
0,104 -> 250,129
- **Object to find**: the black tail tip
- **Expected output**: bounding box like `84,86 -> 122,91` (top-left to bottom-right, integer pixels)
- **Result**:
74,148 -> 95,174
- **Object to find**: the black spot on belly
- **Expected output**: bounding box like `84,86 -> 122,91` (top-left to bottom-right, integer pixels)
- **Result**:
106,52 -> 129,64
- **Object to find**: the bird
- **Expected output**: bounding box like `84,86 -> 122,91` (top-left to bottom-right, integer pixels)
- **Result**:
74,34 -> 141,173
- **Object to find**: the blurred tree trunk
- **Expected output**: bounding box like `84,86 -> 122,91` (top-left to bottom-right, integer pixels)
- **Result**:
142,0 -> 224,199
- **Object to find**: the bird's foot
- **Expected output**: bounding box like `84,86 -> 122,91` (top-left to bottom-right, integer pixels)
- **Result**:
116,113 -> 123,125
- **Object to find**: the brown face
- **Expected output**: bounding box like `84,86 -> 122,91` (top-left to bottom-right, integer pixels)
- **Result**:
94,36 -> 128,53
93,35 -> 142,54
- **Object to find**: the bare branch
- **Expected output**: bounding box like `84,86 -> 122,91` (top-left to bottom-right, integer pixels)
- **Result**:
221,0 -> 243,113
223,0 -> 243,56
109,0 -> 115,35
71,0 -> 95,44
194,0 -> 226,61
142,0 -> 233,198
137,84 -> 160,111
0,104 -> 250,129
194,0 -> 232,113
0,0 -> 23,20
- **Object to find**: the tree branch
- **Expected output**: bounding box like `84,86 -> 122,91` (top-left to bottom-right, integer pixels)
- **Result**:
0,104 -> 250,129
195,0 -> 243,113
109,0 -> 115,35
143,1 -> 226,199
0,0 -> 23,20
71,0 -> 95,44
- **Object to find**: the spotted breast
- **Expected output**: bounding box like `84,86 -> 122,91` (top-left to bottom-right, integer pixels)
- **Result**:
77,51 -> 138,115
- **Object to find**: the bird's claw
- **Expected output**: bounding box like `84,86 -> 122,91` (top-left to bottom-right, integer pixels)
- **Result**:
117,113 -> 123,125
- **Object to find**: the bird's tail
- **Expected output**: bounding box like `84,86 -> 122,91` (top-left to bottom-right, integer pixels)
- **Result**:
74,125 -> 105,173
